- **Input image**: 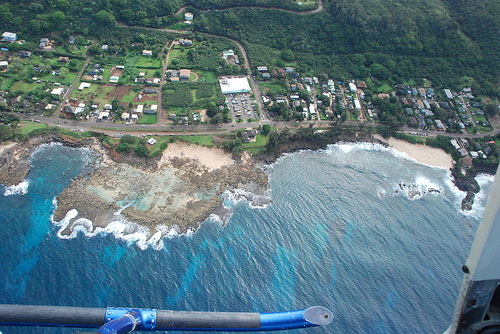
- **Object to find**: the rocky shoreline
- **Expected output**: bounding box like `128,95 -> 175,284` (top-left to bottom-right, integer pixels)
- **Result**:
0,132 -> 494,238
0,134 -> 96,187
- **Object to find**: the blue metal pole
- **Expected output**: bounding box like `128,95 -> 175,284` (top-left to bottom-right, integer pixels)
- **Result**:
0,304 -> 333,332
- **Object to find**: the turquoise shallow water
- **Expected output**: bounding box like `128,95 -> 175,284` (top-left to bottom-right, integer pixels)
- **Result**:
0,142 -> 495,334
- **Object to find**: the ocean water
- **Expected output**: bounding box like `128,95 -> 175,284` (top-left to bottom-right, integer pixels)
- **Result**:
0,142 -> 495,334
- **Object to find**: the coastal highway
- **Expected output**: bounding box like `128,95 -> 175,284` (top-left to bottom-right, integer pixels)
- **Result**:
16,112 -> 500,140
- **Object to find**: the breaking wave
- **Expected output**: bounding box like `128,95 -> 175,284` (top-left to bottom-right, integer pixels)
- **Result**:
3,180 -> 29,196
51,204 -> 196,251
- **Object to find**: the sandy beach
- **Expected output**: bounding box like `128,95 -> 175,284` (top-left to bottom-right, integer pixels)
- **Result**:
160,142 -> 235,171
382,136 -> 454,169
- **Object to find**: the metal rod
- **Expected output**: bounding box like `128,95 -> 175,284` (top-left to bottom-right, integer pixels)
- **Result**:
0,304 -> 333,332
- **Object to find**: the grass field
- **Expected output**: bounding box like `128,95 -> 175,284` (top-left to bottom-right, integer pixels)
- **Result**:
167,22 -> 190,30
70,84 -> 116,105
71,83 -> 100,100
126,54 -> 162,69
0,77 -> 14,90
259,81 -> 288,95
373,83 -> 392,93
11,81 -> 43,93
20,121 -> 48,136
242,134 -> 268,150
196,71 -> 218,83
178,135 -> 213,146
137,114 -> 157,124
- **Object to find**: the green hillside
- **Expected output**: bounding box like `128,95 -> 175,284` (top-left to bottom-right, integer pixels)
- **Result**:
0,0 -> 498,96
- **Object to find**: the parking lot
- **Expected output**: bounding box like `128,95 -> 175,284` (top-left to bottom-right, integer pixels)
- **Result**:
225,93 -> 258,121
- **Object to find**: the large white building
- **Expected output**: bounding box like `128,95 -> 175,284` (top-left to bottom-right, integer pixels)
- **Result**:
219,77 -> 251,94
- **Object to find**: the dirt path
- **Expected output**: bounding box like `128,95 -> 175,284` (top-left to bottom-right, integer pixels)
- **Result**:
191,71 -> 199,82
56,56 -> 90,118
173,0 -> 323,16
157,41 -> 173,125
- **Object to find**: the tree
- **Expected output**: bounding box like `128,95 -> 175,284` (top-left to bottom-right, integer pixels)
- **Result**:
206,102 -> 218,117
281,49 -> 295,62
49,11 -> 66,28
116,143 -> 131,153
485,104 -> 498,117
94,10 -> 116,27
262,124 -> 271,135
134,145 -> 148,157
120,135 -> 137,144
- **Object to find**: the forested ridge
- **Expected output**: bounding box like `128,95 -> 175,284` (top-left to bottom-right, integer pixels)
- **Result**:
0,0 -> 498,96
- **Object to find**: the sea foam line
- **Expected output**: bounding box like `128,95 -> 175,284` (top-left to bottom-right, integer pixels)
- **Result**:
327,142 -> 450,170
3,180 -> 29,196
51,201 -> 197,250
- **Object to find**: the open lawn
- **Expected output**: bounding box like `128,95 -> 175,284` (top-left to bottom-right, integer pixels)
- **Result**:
178,135 -> 213,146
167,46 -> 187,66
242,134 -> 268,149
0,77 -> 14,90
259,81 -> 288,95
71,83 -> 99,100
373,83 -> 392,93
196,70 -> 217,83
38,72 -> 77,86
11,81 -> 43,93
167,22 -> 191,30
71,84 -> 116,105
126,54 -> 162,69
137,114 -> 157,124
20,121 -> 48,136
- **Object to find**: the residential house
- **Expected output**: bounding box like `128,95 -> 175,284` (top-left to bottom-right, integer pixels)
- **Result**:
262,72 -> 271,79
58,57 -> 69,63
256,66 -> 268,72
349,82 -> 356,93
356,80 -> 367,89
425,88 -> 435,98
179,39 -> 193,47
143,88 -> 157,94
18,51 -> 31,58
241,129 -> 257,143
441,102 -> 450,109
39,38 -> 50,49
0,61 -> 8,69
354,99 -> 361,110
278,68 -> 286,78
142,50 -> 152,57
435,119 -> 445,131
2,32 -> 17,43
144,105 -> 157,114
109,76 -> 119,83
444,89 -> 453,99
285,67 -> 294,74
102,44 -> 109,51
179,69 -> 191,81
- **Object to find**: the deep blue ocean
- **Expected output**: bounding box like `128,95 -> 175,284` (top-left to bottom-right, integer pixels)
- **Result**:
0,142 -> 495,334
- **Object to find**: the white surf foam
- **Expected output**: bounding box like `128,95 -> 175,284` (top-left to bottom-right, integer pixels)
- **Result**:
3,180 -> 29,196
222,188 -> 272,209
324,142 -> 449,170
51,205 -> 202,250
